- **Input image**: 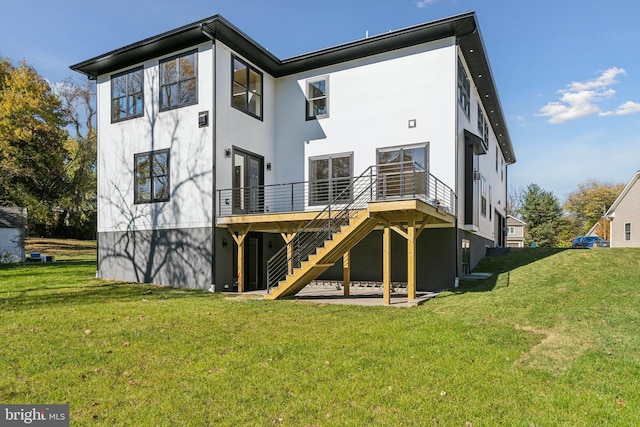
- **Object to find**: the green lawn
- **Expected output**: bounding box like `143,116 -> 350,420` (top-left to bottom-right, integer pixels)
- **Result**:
1,246 -> 639,425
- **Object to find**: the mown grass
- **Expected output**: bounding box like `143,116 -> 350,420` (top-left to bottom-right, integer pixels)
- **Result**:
1,245 -> 639,425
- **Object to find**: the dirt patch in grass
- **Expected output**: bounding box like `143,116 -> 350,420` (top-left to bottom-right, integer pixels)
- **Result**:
514,323 -> 591,374
25,238 -> 96,259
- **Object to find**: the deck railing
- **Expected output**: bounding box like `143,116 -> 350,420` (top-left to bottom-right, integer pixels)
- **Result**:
240,162 -> 457,292
217,162 -> 455,218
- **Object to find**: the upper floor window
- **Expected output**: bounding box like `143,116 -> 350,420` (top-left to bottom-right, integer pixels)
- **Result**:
480,175 -> 487,217
306,77 -> 329,120
625,223 -> 632,241
232,56 -> 262,119
477,103 -> 484,135
508,226 -> 515,235
135,149 -> 170,204
309,153 -> 352,205
160,51 -> 197,111
111,67 -> 143,122
457,58 -> 470,118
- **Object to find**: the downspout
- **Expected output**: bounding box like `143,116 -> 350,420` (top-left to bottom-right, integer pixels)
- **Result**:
201,24 -> 217,291
453,36 -> 460,288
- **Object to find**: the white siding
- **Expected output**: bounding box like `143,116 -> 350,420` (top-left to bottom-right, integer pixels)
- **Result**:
456,50 -> 507,243
275,38 -> 458,191
97,43 -> 214,233
610,177 -> 640,247
214,42 -> 278,192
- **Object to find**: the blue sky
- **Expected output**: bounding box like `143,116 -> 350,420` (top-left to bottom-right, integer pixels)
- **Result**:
1,0 -> 639,201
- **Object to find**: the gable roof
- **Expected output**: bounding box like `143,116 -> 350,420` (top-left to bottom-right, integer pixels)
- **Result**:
70,12 -> 514,164
507,215 -> 526,226
605,170 -> 640,217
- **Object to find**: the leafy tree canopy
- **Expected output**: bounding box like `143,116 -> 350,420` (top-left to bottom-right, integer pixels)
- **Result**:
521,183 -> 563,247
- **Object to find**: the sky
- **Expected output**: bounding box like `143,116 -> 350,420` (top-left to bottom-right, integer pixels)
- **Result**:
1,0 -> 639,201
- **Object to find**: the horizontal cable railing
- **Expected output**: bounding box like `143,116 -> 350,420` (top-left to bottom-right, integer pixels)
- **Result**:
217,165 -> 455,217
262,162 -> 457,293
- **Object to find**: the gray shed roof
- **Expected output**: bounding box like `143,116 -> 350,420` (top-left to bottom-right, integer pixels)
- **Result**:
0,207 -> 27,229
70,12 -> 514,164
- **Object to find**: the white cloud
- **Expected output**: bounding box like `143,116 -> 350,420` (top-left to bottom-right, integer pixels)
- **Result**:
416,0 -> 437,7
602,101 -> 640,116
538,67 -> 640,123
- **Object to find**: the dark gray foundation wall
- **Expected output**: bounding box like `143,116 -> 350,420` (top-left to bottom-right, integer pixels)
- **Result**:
460,230 -> 493,274
98,227 -> 213,289
318,228 -> 458,292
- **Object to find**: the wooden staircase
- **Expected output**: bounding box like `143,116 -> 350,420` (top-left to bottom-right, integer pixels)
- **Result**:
265,209 -> 376,300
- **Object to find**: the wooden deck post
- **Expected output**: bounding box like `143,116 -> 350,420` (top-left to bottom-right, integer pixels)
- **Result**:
343,250 -> 351,296
280,232 -> 297,275
407,221 -> 416,301
230,225 -> 251,293
383,226 -> 391,305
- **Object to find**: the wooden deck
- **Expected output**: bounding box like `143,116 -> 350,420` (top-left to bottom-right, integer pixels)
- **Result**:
216,199 -> 455,304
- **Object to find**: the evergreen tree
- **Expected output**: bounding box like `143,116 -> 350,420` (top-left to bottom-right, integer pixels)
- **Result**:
521,183 -> 563,247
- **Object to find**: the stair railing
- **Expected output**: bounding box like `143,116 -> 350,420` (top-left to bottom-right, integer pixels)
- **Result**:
266,161 -> 456,292
266,165 -> 379,292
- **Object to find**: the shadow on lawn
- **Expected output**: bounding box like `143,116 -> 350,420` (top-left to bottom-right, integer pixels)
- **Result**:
0,261 -> 215,311
452,247 -> 568,294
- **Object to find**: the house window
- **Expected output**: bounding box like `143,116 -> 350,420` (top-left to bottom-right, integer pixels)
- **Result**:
625,223 -> 631,241
134,149 -> 170,203
501,159 -> 504,182
232,56 -> 263,119
480,175 -> 487,217
309,153 -> 353,205
306,76 -> 329,120
508,226 -> 515,235
457,58 -> 470,118
477,103 -> 484,135
377,144 -> 429,198
111,67 -> 143,122
160,51 -> 197,111
495,148 -> 499,172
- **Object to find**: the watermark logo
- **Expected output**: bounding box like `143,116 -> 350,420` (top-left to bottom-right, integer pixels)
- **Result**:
1,405 -> 69,426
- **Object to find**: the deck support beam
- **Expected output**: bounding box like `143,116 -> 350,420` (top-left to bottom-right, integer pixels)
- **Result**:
383,226 -> 391,305
230,224 -> 252,293
280,232 -> 297,274
407,220 -> 416,301
343,251 -> 351,296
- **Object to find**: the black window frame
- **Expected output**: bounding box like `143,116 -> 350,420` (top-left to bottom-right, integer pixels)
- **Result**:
134,149 -> 170,204
458,58 -> 471,119
111,67 -> 144,123
159,50 -> 198,112
231,56 -> 263,120
308,153 -> 353,206
306,76 -> 329,120
480,175 -> 487,217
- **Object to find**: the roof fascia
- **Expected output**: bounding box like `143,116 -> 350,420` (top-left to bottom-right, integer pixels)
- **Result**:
606,170 -> 640,215
69,12 -> 514,163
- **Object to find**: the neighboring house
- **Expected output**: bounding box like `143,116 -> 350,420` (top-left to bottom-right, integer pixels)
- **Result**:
71,12 -> 515,301
0,207 -> 27,263
603,171 -> 640,248
506,215 -> 526,248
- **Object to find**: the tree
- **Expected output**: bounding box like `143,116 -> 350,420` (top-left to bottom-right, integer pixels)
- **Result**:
521,183 -> 563,247
507,184 -> 525,217
0,56 -> 68,223
563,180 -> 623,240
55,79 -> 97,238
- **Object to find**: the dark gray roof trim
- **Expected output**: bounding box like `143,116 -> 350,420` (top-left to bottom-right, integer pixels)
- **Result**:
70,12 -> 514,163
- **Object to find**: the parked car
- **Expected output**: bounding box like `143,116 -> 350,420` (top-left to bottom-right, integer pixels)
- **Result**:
571,236 -> 610,249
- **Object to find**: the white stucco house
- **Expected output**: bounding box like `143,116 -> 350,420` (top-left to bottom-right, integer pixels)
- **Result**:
71,12 -> 515,301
